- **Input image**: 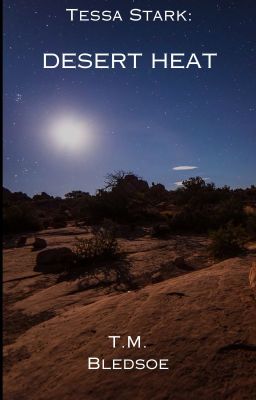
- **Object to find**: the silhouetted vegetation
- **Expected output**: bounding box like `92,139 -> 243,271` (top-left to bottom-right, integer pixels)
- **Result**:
152,223 -> 171,238
3,174 -> 256,242
168,197 -> 246,234
208,223 -> 248,259
3,205 -> 42,234
51,214 -> 68,229
73,229 -> 119,265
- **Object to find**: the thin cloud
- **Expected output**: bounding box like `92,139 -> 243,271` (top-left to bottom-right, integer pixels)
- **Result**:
173,166 -> 198,171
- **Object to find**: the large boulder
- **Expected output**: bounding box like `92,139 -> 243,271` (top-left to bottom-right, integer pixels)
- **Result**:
173,256 -> 193,271
32,237 -> 47,251
35,247 -> 74,273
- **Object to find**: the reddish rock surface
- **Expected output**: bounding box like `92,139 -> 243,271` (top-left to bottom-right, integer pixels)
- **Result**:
3,227 -> 256,400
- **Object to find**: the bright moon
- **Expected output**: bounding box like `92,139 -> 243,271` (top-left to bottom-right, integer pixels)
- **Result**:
48,113 -> 93,153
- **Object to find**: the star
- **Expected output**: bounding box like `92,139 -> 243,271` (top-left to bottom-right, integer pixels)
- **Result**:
15,93 -> 23,103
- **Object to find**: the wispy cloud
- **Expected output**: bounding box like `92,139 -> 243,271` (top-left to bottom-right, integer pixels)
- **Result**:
172,166 -> 198,171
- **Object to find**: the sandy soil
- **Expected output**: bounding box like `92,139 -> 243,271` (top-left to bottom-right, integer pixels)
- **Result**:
3,227 -> 256,400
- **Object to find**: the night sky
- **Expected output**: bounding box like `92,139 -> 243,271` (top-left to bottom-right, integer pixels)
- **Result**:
3,0 -> 256,197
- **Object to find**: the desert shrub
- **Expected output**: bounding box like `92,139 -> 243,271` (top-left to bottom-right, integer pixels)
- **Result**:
168,196 -> 247,234
100,218 -> 119,234
73,229 -> 119,265
246,213 -> 256,238
149,183 -> 169,203
81,172 -> 153,224
83,192 -> 128,223
169,206 -> 212,233
51,214 -> 68,229
208,224 -> 248,259
152,223 -> 171,238
3,205 -> 42,234
213,198 -> 245,227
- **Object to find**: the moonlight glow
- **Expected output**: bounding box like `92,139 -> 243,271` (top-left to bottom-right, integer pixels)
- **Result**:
48,113 -> 94,153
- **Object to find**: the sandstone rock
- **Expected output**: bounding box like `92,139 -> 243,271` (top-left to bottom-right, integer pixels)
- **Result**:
173,256 -> 193,271
34,247 -> 74,273
173,256 -> 186,267
32,237 -> 47,251
151,272 -> 163,284
249,262 -> 256,295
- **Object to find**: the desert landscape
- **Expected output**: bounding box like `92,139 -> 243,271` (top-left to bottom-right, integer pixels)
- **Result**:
3,175 -> 256,399
4,0 -> 256,397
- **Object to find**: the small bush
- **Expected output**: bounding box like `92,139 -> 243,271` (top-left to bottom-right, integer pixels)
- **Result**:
73,229 -> 119,265
208,224 -> 248,260
246,214 -> 256,238
169,206 -> 211,233
152,224 -> 170,238
51,214 -> 67,229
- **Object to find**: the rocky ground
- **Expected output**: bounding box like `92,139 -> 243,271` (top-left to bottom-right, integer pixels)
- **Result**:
3,226 -> 256,400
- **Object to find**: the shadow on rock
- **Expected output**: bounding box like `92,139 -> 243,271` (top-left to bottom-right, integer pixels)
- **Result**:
58,253 -> 136,292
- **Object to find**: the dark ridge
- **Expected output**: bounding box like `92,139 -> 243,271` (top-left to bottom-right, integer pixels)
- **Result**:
217,342 -> 256,353
165,292 -> 187,297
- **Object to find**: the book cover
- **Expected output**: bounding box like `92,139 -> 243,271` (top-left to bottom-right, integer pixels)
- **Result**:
3,1 -> 256,399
